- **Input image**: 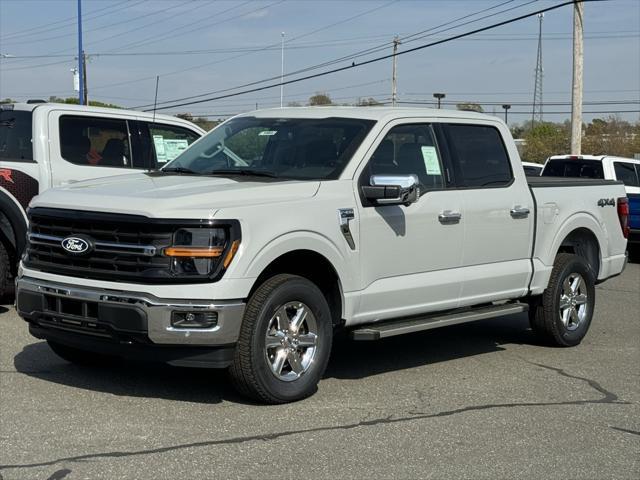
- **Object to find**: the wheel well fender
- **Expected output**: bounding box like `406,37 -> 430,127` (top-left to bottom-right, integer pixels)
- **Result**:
547,214 -> 604,279
242,234 -> 349,324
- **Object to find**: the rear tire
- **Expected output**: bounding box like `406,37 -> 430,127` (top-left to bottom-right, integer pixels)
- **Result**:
529,253 -> 596,347
229,274 -> 333,404
48,341 -> 117,366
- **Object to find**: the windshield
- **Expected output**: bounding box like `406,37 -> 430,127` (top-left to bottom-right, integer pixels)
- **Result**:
162,116 -> 375,180
542,158 -> 605,179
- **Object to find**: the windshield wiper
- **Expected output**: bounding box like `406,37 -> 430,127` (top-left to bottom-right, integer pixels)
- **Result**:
161,166 -> 198,174
206,169 -> 279,178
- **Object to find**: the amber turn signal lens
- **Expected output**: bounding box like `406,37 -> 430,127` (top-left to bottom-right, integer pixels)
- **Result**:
223,240 -> 240,268
164,247 -> 224,258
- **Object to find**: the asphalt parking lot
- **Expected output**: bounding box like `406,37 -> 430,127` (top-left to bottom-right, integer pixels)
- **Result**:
1,262 -> 638,480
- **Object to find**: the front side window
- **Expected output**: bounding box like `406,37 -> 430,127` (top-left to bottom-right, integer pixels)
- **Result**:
149,123 -> 200,165
613,161 -> 640,187
162,116 -> 375,180
364,123 -> 445,191
0,110 -> 33,162
445,124 -> 513,188
59,115 -> 131,168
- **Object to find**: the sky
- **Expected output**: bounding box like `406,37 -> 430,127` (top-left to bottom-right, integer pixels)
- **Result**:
0,0 -> 638,125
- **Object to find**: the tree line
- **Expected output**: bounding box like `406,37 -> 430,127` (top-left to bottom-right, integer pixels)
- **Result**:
2,95 -> 638,160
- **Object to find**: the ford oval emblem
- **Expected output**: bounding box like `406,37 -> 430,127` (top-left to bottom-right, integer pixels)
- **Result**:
61,236 -> 91,255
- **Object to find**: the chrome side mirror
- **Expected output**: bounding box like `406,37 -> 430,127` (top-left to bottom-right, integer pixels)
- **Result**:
362,174 -> 419,206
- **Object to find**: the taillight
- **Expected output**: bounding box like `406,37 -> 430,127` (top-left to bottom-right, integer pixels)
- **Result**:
617,197 -> 630,239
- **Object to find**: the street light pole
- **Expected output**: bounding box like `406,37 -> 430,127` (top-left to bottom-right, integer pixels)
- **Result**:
77,0 -> 84,105
280,32 -> 285,108
502,104 -> 511,124
433,93 -> 445,109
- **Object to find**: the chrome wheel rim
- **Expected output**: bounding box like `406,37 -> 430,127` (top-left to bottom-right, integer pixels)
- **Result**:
559,273 -> 588,331
265,301 -> 318,382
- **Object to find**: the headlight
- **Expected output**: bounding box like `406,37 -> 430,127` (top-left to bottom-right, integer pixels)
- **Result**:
164,227 -> 240,277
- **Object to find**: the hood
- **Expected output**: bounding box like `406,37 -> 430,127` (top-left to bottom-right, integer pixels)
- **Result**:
32,173 -> 320,218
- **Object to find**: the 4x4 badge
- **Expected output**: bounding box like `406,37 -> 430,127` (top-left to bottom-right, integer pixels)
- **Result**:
597,198 -> 615,207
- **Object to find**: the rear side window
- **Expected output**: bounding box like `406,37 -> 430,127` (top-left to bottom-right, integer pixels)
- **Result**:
445,124 -> 512,188
541,159 -> 604,179
0,110 -> 33,162
148,123 -> 200,165
59,115 -> 132,168
613,161 -> 640,187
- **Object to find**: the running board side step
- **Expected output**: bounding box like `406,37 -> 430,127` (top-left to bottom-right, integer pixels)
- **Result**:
350,303 -> 528,341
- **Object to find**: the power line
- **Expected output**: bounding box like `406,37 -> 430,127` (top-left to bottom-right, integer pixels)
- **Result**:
105,0 -> 263,52
1,0 -> 210,67
4,31 -> 638,60
89,0 -> 395,92
0,0 -> 132,40
396,100 -> 639,106
0,0 -> 148,45
494,109 -> 640,114
147,0 -> 603,112
132,0 -> 538,109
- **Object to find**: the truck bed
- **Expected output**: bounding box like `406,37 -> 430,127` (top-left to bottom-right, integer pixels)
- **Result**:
527,176 -> 624,188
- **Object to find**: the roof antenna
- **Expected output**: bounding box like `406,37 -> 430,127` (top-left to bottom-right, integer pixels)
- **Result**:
152,75 -> 159,124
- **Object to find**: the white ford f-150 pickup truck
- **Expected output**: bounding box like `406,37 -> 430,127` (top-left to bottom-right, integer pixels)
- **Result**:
16,107 -> 629,403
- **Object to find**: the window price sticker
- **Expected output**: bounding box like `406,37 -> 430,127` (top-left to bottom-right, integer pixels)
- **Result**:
421,146 -> 441,175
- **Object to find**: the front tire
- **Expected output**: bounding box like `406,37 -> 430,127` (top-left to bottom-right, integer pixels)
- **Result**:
529,253 -> 596,347
229,274 -> 333,404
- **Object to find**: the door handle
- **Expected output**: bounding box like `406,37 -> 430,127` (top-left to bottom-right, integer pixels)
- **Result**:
438,210 -> 462,224
510,206 -> 530,219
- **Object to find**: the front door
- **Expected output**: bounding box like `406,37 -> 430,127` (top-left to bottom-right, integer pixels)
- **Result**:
354,121 -> 464,325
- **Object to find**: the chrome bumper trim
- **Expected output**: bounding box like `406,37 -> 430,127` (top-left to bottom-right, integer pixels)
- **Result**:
16,276 -> 245,346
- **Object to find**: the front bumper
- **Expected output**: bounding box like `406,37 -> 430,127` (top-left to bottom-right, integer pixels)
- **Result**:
16,277 -> 246,365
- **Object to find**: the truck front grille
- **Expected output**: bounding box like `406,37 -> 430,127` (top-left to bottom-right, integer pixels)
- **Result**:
24,208 -> 174,282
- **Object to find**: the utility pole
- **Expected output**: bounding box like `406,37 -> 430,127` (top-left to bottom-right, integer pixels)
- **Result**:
433,93 -> 445,109
77,0 -> 84,105
391,36 -> 401,107
502,104 -> 511,124
571,1 -> 584,154
280,32 -> 285,108
532,13 -> 544,127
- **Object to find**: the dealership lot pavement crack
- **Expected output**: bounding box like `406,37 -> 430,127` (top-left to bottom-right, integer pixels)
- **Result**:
0,361 -> 628,472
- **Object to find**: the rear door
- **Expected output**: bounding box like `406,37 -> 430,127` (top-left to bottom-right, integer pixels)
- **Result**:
442,122 -> 533,306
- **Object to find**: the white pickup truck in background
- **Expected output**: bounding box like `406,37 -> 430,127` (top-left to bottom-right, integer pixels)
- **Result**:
542,154 -> 640,246
15,107 -> 629,403
0,102 -> 205,296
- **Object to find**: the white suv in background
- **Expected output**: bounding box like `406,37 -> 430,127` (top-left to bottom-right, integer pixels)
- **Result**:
0,102 -> 205,296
